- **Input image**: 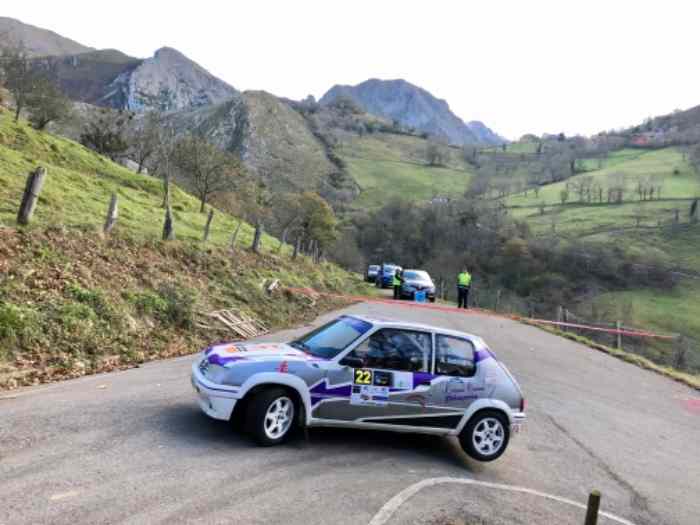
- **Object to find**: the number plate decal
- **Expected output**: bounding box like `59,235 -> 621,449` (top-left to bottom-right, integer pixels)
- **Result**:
354,368 -> 373,385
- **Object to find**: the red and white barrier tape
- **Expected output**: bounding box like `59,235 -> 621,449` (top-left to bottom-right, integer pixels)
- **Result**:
286,288 -> 677,341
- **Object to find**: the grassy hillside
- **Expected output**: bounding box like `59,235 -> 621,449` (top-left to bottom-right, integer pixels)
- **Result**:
337,132 -> 475,207
0,108 -> 273,248
0,106 -> 371,389
503,144 -> 700,359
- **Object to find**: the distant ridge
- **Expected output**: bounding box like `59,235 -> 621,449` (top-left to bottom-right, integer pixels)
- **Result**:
320,78 -> 504,145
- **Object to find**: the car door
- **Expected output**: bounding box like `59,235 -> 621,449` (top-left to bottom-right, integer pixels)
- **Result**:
311,327 -> 433,424
425,334 -> 484,429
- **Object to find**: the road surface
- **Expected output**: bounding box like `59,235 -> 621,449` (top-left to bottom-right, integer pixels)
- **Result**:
2,301 -> 699,525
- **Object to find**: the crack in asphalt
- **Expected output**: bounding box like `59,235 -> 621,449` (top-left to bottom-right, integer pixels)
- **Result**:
546,414 -> 660,525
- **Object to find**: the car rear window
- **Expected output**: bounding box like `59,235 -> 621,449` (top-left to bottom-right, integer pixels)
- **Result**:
403,271 -> 430,281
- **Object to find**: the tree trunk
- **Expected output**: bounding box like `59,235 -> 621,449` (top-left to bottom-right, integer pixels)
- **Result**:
14,103 -> 21,123
161,174 -> 170,208
278,227 -> 289,252
293,237 -> 301,260
103,193 -> 118,234
17,167 -> 47,225
230,220 -> 242,251
251,221 -> 263,253
162,205 -> 175,240
199,196 -> 206,214
203,208 -> 214,242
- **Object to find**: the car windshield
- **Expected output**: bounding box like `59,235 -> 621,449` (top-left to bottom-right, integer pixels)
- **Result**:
403,270 -> 431,281
290,316 -> 373,359
369,265 -> 379,271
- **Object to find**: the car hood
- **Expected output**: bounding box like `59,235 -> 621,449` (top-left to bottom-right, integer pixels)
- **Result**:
203,341 -> 323,366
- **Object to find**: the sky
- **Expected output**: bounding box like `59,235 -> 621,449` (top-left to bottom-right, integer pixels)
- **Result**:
3,0 -> 699,140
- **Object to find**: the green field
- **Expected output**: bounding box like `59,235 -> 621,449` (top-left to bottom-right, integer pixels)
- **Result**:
0,108 -> 278,250
338,133 -> 474,207
501,144 -> 700,357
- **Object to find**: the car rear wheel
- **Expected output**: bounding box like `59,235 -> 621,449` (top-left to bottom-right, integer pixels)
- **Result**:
459,410 -> 510,462
246,388 -> 297,446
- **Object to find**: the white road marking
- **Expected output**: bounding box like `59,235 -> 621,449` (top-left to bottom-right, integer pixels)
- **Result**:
368,477 -> 636,525
49,491 -> 80,501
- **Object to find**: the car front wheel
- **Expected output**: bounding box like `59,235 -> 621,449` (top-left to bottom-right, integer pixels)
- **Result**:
459,410 -> 510,461
246,388 -> 296,446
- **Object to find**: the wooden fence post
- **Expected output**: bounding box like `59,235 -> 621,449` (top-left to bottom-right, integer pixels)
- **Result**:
17,167 -> 47,225
584,490 -> 601,525
203,209 -> 214,242
673,336 -> 688,370
103,193 -> 118,234
616,320 -> 622,350
251,221 -> 262,253
162,205 -> 175,240
230,220 -> 242,251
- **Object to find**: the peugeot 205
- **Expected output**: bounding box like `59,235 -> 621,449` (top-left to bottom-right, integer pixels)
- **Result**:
191,315 -> 526,462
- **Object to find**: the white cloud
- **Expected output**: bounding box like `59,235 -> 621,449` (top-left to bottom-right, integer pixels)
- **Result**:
5,0 -> 698,139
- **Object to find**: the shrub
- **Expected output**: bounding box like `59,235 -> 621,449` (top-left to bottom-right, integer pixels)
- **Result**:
157,283 -> 198,329
66,283 -> 115,321
0,302 -> 41,351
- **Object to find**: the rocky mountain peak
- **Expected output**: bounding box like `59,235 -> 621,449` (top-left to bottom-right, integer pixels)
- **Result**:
320,78 -> 504,145
107,46 -> 239,113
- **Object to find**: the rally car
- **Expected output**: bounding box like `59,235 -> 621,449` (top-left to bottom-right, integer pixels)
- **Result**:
191,315 -> 526,462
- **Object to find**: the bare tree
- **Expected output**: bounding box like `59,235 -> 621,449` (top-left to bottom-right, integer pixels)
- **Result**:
425,141 -> 446,167
26,75 -> 71,130
0,43 -> 36,122
172,134 -> 241,213
129,111 -> 163,174
80,109 -> 133,161
559,188 -> 570,205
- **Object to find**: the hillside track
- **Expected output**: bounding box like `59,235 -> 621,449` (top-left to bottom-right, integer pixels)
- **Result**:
1,302 -> 698,525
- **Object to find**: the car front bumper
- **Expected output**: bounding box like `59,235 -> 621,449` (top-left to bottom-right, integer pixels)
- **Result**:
191,360 -> 240,421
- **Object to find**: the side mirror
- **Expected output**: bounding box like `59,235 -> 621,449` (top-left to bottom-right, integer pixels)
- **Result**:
340,356 -> 365,369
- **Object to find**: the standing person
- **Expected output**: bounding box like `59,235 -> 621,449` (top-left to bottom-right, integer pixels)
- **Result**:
457,268 -> 472,309
393,268 -> 403,300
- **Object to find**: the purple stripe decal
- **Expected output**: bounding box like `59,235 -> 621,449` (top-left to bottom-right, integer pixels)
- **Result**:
474,349 -> 492,363
207,354 -> 248,366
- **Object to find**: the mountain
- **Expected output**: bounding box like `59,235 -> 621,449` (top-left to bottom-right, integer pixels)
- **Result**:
466,120 -> 506,145
320,78 -> 504,146
105,47 -> 238,112
40,46 -> 238,112
0,17 -> 93,57
167,91 -> 353,197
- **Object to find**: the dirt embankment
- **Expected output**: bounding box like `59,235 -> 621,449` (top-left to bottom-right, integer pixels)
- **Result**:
0,227 -> 361,389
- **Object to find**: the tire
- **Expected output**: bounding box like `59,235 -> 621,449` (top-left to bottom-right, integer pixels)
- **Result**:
459,410 -> 510,462
245,388 -> 297,446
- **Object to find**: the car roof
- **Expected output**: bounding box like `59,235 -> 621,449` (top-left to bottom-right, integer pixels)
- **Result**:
403,269 -> 431,276
344,314 -> 482,342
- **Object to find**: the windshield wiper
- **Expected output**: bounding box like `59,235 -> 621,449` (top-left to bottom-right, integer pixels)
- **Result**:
290,340 -> 310,353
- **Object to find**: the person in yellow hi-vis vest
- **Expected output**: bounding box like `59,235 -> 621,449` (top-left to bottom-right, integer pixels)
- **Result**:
392,269 -> 403,300
457,268 -> 472,309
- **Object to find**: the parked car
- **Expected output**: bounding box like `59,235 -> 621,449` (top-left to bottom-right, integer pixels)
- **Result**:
375,264 -> 401,288
366,264 -> 380,283
399,269 -> 436,302
191,315 -> 526,462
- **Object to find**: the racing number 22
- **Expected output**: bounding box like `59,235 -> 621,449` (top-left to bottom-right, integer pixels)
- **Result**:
354,369 -> 372,385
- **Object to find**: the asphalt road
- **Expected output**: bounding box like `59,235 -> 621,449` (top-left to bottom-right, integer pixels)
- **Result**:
2,301 -> 699,525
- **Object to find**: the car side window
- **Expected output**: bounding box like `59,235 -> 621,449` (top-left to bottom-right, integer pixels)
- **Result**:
343,328 -> 432,372
435,335 -> 476,377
